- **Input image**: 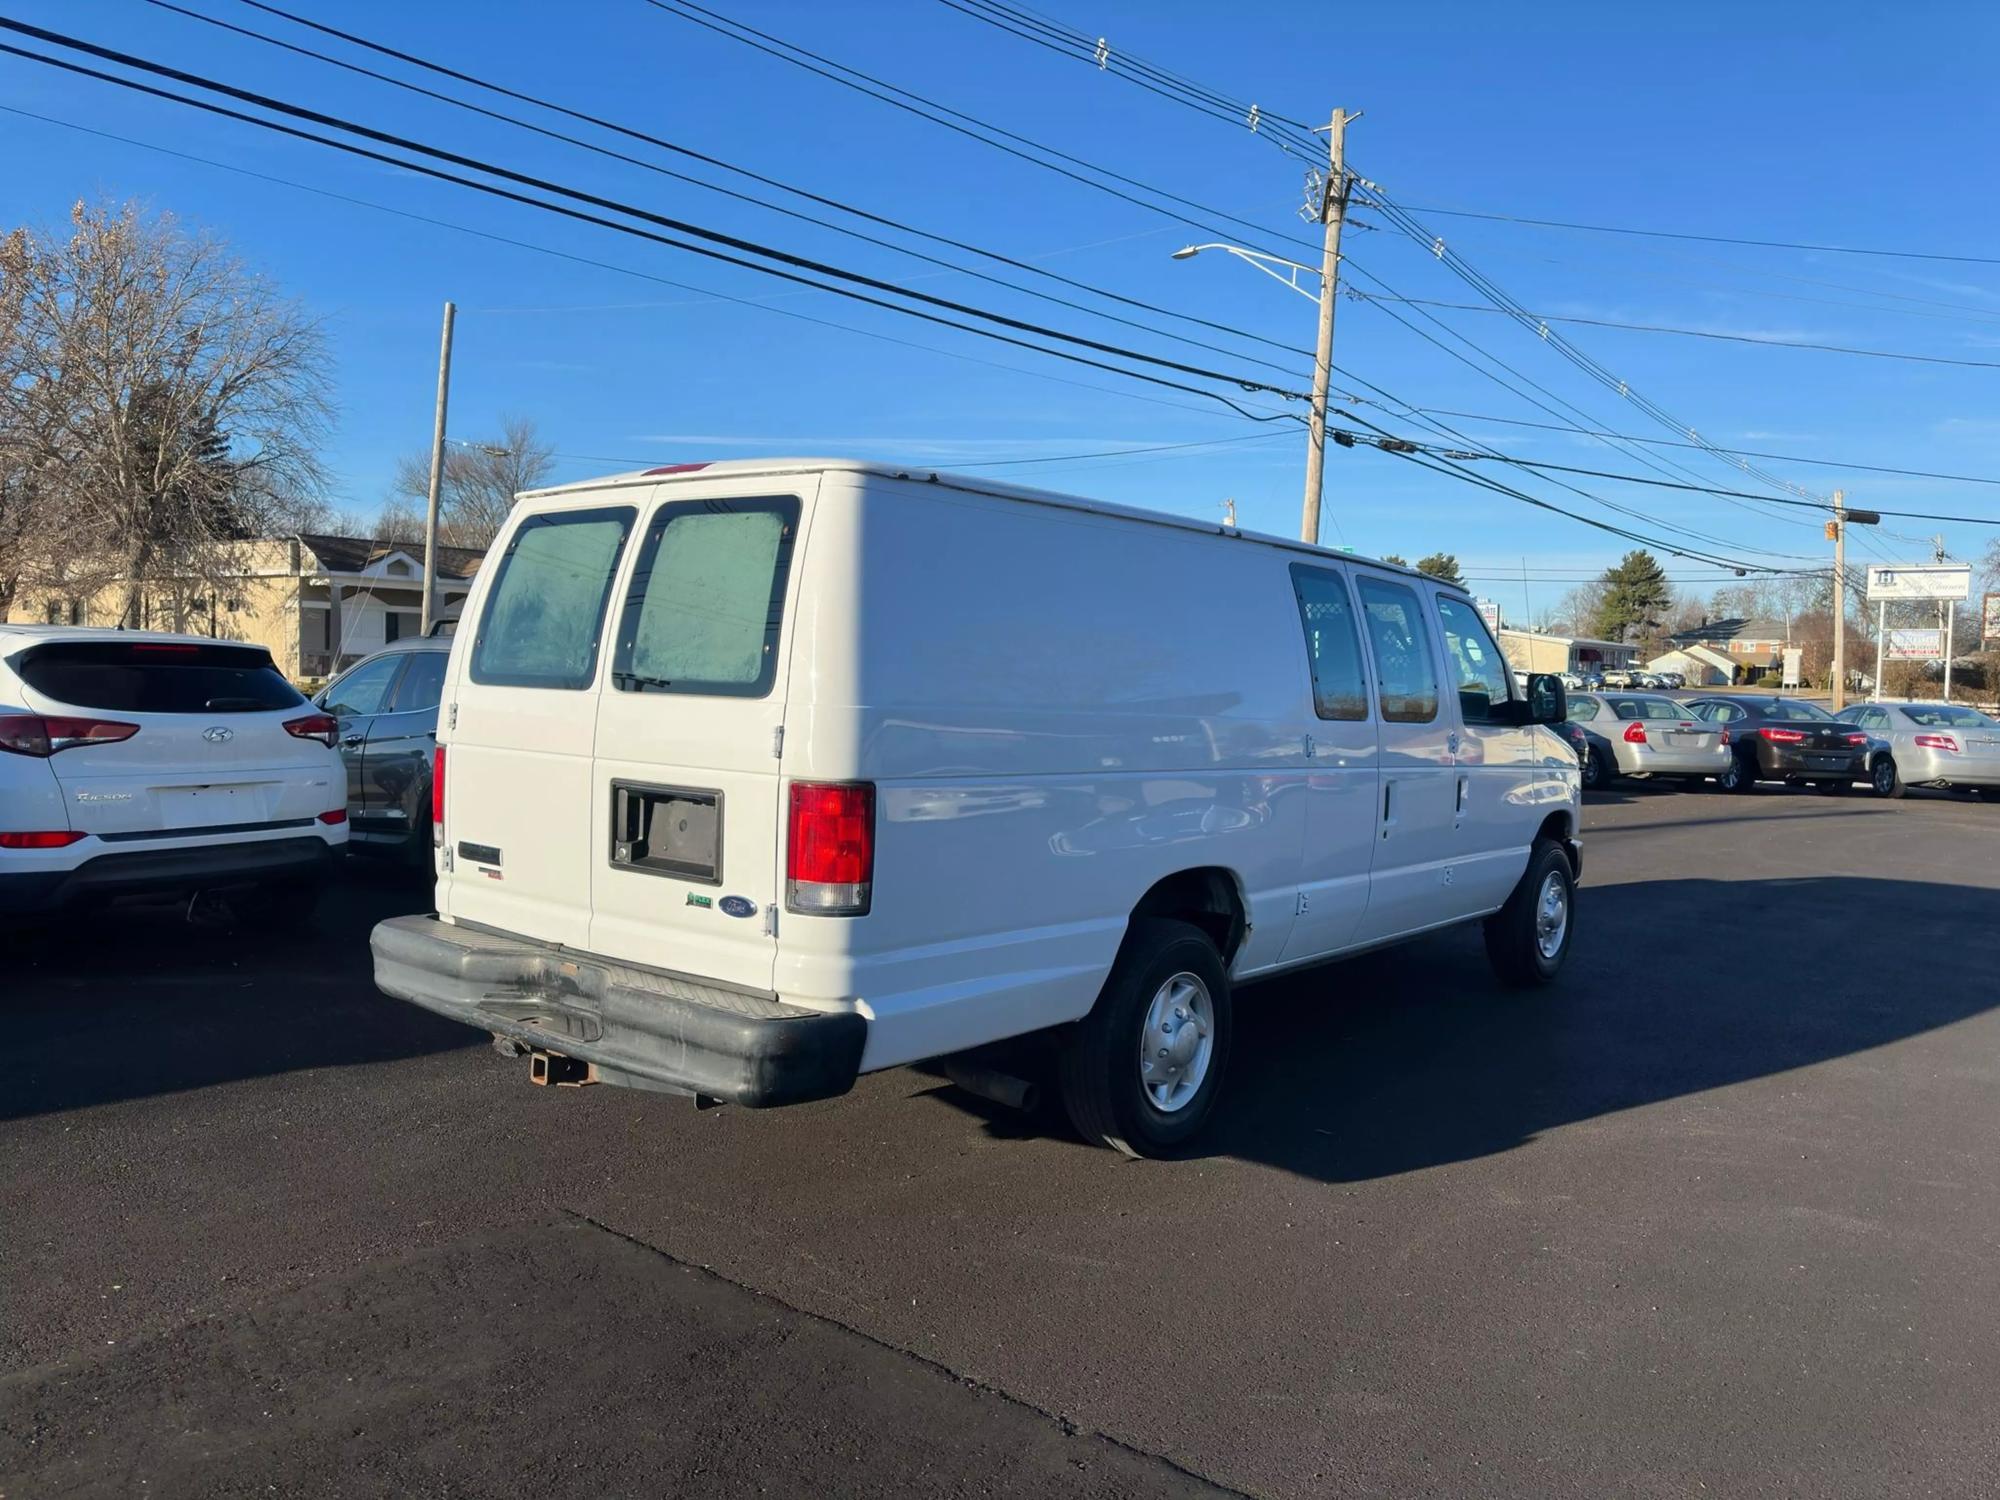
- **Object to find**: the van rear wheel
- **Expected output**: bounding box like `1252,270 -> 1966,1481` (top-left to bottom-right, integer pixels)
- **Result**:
1057,919 -> 1232,1158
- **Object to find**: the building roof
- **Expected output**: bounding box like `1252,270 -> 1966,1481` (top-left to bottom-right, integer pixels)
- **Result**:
1497,628 -> 1636,651
1670,616 -> 1789,646
297,533 -> 484,580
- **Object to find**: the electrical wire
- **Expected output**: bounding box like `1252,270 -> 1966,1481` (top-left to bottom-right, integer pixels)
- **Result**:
184,0 -> 1319,373
637,0 -> 1326,262
0,19 -> 1310,423
1410,409 -> 2000,490
1384,202 -> 2000,269
1347,291 -> 2000,370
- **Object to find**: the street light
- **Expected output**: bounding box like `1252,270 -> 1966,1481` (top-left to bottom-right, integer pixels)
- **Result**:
1173,236 -> 1343,545
1172,243 -> 1324,303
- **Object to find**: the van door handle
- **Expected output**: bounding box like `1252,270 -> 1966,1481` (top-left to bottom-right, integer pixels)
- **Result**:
1380,780 -> 1394,837
1456,775 -> 1469,814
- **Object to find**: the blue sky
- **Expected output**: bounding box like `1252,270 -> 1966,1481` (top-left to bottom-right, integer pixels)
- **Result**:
4,0 -> 1998,619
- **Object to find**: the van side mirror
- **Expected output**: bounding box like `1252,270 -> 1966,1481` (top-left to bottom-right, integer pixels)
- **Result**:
1525,673 -> 1566,725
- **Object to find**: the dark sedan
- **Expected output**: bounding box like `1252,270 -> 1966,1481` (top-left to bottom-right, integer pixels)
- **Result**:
1683,694 -> 1869,794
313,636 -> 448,866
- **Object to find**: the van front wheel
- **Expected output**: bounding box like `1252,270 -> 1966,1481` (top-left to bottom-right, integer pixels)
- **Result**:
1484,839 -> 1575,987
1058,919 -> 1233,1158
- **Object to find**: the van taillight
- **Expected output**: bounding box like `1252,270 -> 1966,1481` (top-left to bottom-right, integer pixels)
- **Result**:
431,746 -> 446,841
787,781 -> 874,916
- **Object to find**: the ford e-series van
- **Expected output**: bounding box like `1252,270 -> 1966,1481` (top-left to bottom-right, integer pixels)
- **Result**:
371,460 -> 1579,1155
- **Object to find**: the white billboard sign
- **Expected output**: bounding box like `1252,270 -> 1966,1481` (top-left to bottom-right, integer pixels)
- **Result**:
1885,628 -> 1944,661
1867,564 -> 1972,602
1781,647 -> 1802,688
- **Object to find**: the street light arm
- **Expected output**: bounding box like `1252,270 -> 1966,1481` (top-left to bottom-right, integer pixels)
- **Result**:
1172,243 -> 1325,304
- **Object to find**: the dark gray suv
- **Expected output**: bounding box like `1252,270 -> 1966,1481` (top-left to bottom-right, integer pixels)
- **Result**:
314,636 -> 449,867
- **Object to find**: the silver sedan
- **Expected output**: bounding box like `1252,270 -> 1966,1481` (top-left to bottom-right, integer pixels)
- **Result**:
1567,692 -> 1732,788
1835,701 -> 2000,798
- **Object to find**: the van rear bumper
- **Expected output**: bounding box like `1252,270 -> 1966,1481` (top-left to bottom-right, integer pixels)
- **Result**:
369,915 -> 866,1108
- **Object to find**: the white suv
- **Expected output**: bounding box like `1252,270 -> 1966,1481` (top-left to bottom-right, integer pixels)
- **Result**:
372,461 -> 1580,1155
0,627 -> 348,919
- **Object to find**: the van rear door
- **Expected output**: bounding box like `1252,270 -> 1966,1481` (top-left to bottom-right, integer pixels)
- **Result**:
442,504 -> 638,948
586,484 -> 811,994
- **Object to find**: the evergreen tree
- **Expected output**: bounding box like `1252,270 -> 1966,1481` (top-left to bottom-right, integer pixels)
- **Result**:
1592,550 -> 1671,642
1414,553 -> 1466,588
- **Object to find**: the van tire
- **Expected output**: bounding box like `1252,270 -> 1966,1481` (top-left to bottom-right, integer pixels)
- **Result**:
1484,839 -> 1574,988
1058,919 -> 1232,1159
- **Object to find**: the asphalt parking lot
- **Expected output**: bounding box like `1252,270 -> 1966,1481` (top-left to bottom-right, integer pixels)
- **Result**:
5,783 -> 1998,1499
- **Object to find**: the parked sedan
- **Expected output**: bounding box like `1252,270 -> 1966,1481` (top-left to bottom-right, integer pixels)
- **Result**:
1835,700 -> 2000,798
1567,691 -> 1731,789
314,636 -> 449,866
1684,694 -> 1868,794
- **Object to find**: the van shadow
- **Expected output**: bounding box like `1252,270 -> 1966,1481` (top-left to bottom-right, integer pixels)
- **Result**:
946,875 -> 1997,1183
2,863 -> 476,1120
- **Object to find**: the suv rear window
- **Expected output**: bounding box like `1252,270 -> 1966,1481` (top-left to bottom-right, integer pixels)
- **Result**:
10,640 -> 304,713
612,496 -> 800,698
471,506 -> 636,690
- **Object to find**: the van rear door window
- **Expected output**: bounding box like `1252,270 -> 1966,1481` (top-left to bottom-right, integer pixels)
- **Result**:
612,497 -> 800,698
470,506 -> 635,690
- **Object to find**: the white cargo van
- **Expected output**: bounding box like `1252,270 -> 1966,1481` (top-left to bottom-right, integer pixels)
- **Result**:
372,460 -> 1580,1155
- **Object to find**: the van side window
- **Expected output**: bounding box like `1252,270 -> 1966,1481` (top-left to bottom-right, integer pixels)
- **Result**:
1287,564 -> 1368,721
1433,594 -> 1512,725
1355,576 -> 1439,724
470,506 -> 636,690
613,497 -> 801,698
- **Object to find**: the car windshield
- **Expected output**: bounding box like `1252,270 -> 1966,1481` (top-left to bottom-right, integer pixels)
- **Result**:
1899,704 -> 1995,728
1608,696 -> 1696,721
1760,700 -> 1834,722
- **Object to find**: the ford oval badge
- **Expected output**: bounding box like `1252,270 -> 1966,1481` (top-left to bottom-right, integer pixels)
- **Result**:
718,895 -> 757,919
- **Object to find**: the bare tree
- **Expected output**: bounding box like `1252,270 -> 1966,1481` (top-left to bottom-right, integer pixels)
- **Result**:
1,201 -> 332,625
388,414 -> 552,549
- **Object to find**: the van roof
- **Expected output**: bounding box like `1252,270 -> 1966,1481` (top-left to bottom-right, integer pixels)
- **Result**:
520,457 -> 1457,591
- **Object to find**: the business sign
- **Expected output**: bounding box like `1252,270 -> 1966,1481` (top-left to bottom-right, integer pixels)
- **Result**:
1476,598 -> 1502,633
1781,647 -> 1803,688
1885,628 -> 1945,661
1867,564 -> 1973,602
1984,591 -> 2000,646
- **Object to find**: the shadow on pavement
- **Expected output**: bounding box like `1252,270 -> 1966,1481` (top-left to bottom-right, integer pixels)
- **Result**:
3,860 -> 474,1120
938,875 -> 1997,1182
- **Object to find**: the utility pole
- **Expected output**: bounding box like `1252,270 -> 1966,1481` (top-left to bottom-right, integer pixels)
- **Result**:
1935,534 -> 1954,702
1830,489 -> 1846,711
419,300 -> 456,637
1299,108 -> 1354,546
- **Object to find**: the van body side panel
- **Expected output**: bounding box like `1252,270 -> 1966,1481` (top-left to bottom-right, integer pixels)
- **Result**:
776,475 -> 1311,1072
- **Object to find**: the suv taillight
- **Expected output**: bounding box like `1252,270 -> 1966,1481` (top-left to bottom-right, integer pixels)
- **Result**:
0,830 -> 86,849
0,715 -> 139,758
431,746 -> 446,843
787,781 -> 874,916
283,713 -> 339,748
1913,733 -> 1960,752
1622,721 -> 1647,744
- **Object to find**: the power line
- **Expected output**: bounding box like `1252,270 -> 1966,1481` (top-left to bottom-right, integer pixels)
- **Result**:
1411,408 -> 2000,490
188,0 -> 1317,373
1347,291 -> 2000,370
638,0 -> 1326,262
0,104 -> 1285,430
1386,202 -> 2000,269
0,19 -> 1309,423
